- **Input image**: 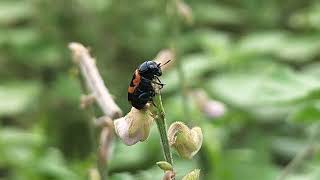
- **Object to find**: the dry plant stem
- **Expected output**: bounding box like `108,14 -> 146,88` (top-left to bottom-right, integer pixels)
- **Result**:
69,42 -> 122,119
154,93 -> 173,165
277,123 -> 320,180
69,42 -> 122,180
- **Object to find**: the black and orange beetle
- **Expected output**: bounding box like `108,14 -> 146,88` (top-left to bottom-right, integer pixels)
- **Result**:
128,60 -> 170,109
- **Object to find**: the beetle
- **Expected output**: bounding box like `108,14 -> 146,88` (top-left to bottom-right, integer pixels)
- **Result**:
128,60 -> 170,109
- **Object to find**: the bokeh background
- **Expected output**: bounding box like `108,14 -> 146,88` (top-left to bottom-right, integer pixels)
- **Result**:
2,0 -> 320,179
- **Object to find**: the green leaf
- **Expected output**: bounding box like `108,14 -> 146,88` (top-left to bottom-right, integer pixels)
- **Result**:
208,61 -> 320,120
278,35 -> 320,62
238,32 -> 320,62
0,1 -> 33,25
0,82 -> 41,116
287,102 -> 320,124
271,137 -> 307,159
0,128 -> 43,147
163,54 -> 213,92
36,149 -> 78,180
193,3 -> 244,26
214,149 -> 278,180
237,31 -> 287,55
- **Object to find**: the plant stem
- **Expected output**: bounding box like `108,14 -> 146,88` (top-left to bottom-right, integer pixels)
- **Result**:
154,93 -> 173,165
69,43 -> 122,180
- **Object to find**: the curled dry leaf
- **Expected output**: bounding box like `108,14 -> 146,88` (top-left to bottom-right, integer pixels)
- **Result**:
114,107 -> 153,146
168,121 -> 203,159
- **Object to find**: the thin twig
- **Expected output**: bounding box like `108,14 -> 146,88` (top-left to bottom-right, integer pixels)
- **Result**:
69,42 -> 123,180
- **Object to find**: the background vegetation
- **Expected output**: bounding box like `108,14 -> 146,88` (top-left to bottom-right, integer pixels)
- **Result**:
1,0 -> 320,179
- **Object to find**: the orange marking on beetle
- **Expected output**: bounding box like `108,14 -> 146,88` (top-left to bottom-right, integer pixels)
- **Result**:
128,70 -> 141,93
128,86 -> 135,93
133,70 -> 141,85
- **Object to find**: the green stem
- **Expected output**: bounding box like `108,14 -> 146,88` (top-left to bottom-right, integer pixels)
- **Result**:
154,93 -> 173,165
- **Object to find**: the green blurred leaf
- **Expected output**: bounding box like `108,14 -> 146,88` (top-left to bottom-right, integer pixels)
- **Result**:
0,82 -> 41,116
289,3 -> 320,30
36,149 -> 78,180
0,1 -> 34,25
0,128 -> 43,147
0,128 -> 43,167
163,54 -> 213,92
208,61 -> 320,120
194,3 -> 244,26
209,61 -> 320,106
278,35 -> 320,62
215,149 -> 278,180
238,32 -> 287,55
288,102 -> 320,124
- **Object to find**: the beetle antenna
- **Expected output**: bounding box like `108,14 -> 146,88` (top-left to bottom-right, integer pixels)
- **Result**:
158,60 -> 171,67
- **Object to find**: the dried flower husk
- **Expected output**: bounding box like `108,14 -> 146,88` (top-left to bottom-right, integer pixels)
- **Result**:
114,107 -> 153,145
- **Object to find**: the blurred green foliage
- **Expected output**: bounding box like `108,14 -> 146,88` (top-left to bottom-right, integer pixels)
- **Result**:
2,0 -> 320,179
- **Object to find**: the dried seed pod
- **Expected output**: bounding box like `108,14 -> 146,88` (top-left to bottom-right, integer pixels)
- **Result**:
168,122 -> 203,159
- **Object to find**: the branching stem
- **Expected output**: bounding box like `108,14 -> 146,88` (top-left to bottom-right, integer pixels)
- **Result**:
69,42 -> 122,180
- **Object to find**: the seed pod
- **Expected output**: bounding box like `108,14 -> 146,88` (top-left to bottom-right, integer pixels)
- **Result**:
168,122 -> 203,159
182,169 -> 200,180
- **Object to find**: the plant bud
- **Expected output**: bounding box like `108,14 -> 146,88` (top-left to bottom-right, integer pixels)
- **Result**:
203,100 -> 225,118
156,161 -> 173,171
114,107 -> 153,146
192,89 -> 226,118
168,122 -> 203,159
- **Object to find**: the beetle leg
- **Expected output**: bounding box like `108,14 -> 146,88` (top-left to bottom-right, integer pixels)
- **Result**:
154,76 -> 165,88
151,100 -> 157,108
141,76 -> 164,87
